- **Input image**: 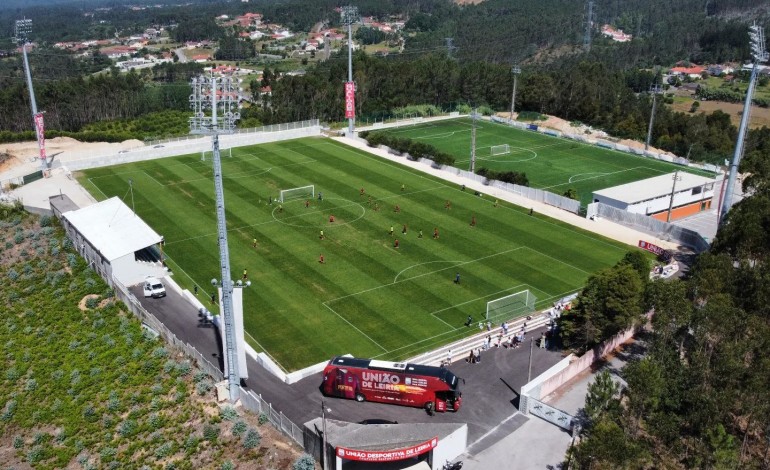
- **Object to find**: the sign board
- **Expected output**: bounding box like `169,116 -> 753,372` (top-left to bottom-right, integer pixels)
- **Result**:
638,240 -> 665,256
529,399 -> 573,432
33,112 -> 46,160
336,437 -> 437,462
344,81 -> 355,118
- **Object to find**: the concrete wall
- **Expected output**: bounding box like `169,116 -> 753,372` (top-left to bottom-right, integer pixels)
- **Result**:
61,122 -> 321,171
429,425 -> 468,470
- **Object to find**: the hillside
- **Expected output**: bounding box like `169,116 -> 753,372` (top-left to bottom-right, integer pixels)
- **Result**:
0,203 -> 313,469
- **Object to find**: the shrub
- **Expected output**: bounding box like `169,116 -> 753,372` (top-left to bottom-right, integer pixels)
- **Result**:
258,413 -> 268,426
25,378 -> 38,392
7,268 -> 19,281
174,360 -> 192,377
27,445 -> 45,463
220,405 -> 238,421
293,454 -> 316,470
118,419 -> 137,437
13,434 -> 24,449
66,253 -> 78,267
39,214 -> 52,226
203,424 -> 220,442
231,420 -> 247,438
100,446 -> 117,461
155,442 -> 173,459
243,428 -> 261,449
195,380 -> 213,396
221,461 -> 235,470
85,297 -> 99,309
184,434 -> 199,451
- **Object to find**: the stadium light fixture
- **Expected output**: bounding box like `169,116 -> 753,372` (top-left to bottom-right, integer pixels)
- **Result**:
191,73 -> 241,402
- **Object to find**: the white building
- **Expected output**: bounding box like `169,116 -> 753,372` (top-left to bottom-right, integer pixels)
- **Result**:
56,196 -> 167,286
592,172 -> 719,222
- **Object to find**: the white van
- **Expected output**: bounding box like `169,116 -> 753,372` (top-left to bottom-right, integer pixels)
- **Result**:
143,276 -> 166,298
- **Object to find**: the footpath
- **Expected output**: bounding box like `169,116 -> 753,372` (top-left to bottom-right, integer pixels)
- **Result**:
460,337 -> 643,470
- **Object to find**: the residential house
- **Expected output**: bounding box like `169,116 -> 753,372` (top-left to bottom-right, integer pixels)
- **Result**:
670,64 -> 706,80
601,24 -> 632,42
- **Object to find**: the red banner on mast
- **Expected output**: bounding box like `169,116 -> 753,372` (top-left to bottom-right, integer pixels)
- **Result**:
33,112 -> 46,161
344,81 -> 355,118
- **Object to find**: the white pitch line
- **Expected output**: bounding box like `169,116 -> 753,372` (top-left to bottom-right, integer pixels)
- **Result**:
521,246 -> 591,275
322,303 -> 388,352
143,171 -> 164,187
325,247 -> 525,304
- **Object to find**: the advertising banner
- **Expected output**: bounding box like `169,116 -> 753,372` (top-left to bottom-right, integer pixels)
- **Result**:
33,112 -> 46,160
344,81 -> 355,118
638,240 -> 665,256
337,437 -> 437,462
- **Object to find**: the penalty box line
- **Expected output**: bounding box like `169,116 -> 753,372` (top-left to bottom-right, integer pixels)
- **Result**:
371,286 -> 579,361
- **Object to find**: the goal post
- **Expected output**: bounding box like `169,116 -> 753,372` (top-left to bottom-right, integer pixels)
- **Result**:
486,289 -> 536,323
490,144 -> 511,156
279,185 -> 314,203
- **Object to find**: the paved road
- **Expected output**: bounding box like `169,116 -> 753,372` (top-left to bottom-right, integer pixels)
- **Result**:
174,47 -> 188,63
129,284 -> 562,450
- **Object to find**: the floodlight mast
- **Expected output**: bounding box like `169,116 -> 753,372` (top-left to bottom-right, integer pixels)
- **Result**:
342,5 -> 358,136
509,65 -> 521,122
15,19 -> 47,174
189,73 -> 241,402
645,83 -> 662,151
720,22 -> 768,223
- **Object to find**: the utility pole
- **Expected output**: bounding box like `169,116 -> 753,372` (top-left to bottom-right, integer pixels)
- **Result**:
645,83 -> 662,151
342,6 -> 358,136
721,22 -> 768,223
510,65 -> 521,122
189,73 -> 242,402
666,170 -> 682,223
321,401 -> 331,470
583,1 -> 595,52
469,108 -> 477,173
527,338 -> 534,382
15,19 -> 47,174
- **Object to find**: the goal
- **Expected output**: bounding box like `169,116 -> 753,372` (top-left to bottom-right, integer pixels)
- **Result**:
279,185 -> 314,203
486,289 -> 536,323
490,144 -> 511,156
200,148 -> 232,161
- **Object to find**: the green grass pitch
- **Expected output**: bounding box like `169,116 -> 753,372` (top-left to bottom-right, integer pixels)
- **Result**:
79,137 -> 633,371
377,118 -> 715,207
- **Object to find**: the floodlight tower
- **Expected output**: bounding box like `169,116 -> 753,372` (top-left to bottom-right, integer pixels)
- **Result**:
509,65 -> 521,122
720,22 -> 768,223
469,108 -> 478,172
15,18 -> 47,174
341,5 -> 359,136
189,73 -> 242,402
645,83 -> 662,151
583,1 -> 595,52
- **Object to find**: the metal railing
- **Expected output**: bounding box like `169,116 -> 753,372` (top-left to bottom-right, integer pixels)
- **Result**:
238,387 -> 305,446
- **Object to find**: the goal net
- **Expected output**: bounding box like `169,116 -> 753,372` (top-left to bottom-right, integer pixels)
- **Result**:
201,148 -> 232,161
279,185 -> 314,203
490,144 -> 510,156
486,289 -> 536,323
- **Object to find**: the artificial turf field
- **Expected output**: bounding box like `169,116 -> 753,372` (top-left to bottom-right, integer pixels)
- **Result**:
377,118 -> 715,207
79,137 -> 633,371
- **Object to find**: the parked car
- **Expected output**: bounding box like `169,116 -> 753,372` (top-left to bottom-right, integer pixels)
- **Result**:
143,276 -> 166,298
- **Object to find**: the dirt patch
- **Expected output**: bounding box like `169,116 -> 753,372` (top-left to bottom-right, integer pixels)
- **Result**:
496,112 -> 669,154
669,99 -> 770,129
78,294 -> 100,311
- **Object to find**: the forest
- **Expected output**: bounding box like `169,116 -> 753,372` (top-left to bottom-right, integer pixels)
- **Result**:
558,128 -> 770,468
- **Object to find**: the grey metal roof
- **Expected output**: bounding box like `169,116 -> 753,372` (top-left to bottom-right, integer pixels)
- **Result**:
592,171 -> 716,204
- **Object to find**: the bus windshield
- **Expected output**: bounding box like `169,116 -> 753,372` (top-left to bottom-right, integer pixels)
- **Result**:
444,370 -> 458,389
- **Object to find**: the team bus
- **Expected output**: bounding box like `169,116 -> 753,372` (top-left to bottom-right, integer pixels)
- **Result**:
321,356 -> 462,413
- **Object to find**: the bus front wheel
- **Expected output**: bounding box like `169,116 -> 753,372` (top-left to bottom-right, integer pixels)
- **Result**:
355,393 -> 366,402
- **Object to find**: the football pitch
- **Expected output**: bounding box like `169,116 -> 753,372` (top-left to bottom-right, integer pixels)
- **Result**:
377,118 -> 715,207
79,137 -> 632,371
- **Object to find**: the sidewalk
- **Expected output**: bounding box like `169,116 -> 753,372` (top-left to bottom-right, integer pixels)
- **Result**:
459,338 -> 642,470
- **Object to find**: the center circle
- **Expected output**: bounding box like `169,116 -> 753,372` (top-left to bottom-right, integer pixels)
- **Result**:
271,197 -> 367,228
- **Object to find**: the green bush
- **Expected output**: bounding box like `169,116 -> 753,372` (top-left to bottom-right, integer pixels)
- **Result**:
231,420 -> 247,437
243,428 -> 261,449
220,405 -> 238,421
258,413 -> 268,426
360,132 -> 455,166
203,424 -> 220,442
293,454 -> 316,470
85,297 -> 99,309
221,461 -> 235,470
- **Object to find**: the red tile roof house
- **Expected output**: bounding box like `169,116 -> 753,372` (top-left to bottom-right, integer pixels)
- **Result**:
670,65 -> 706,80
